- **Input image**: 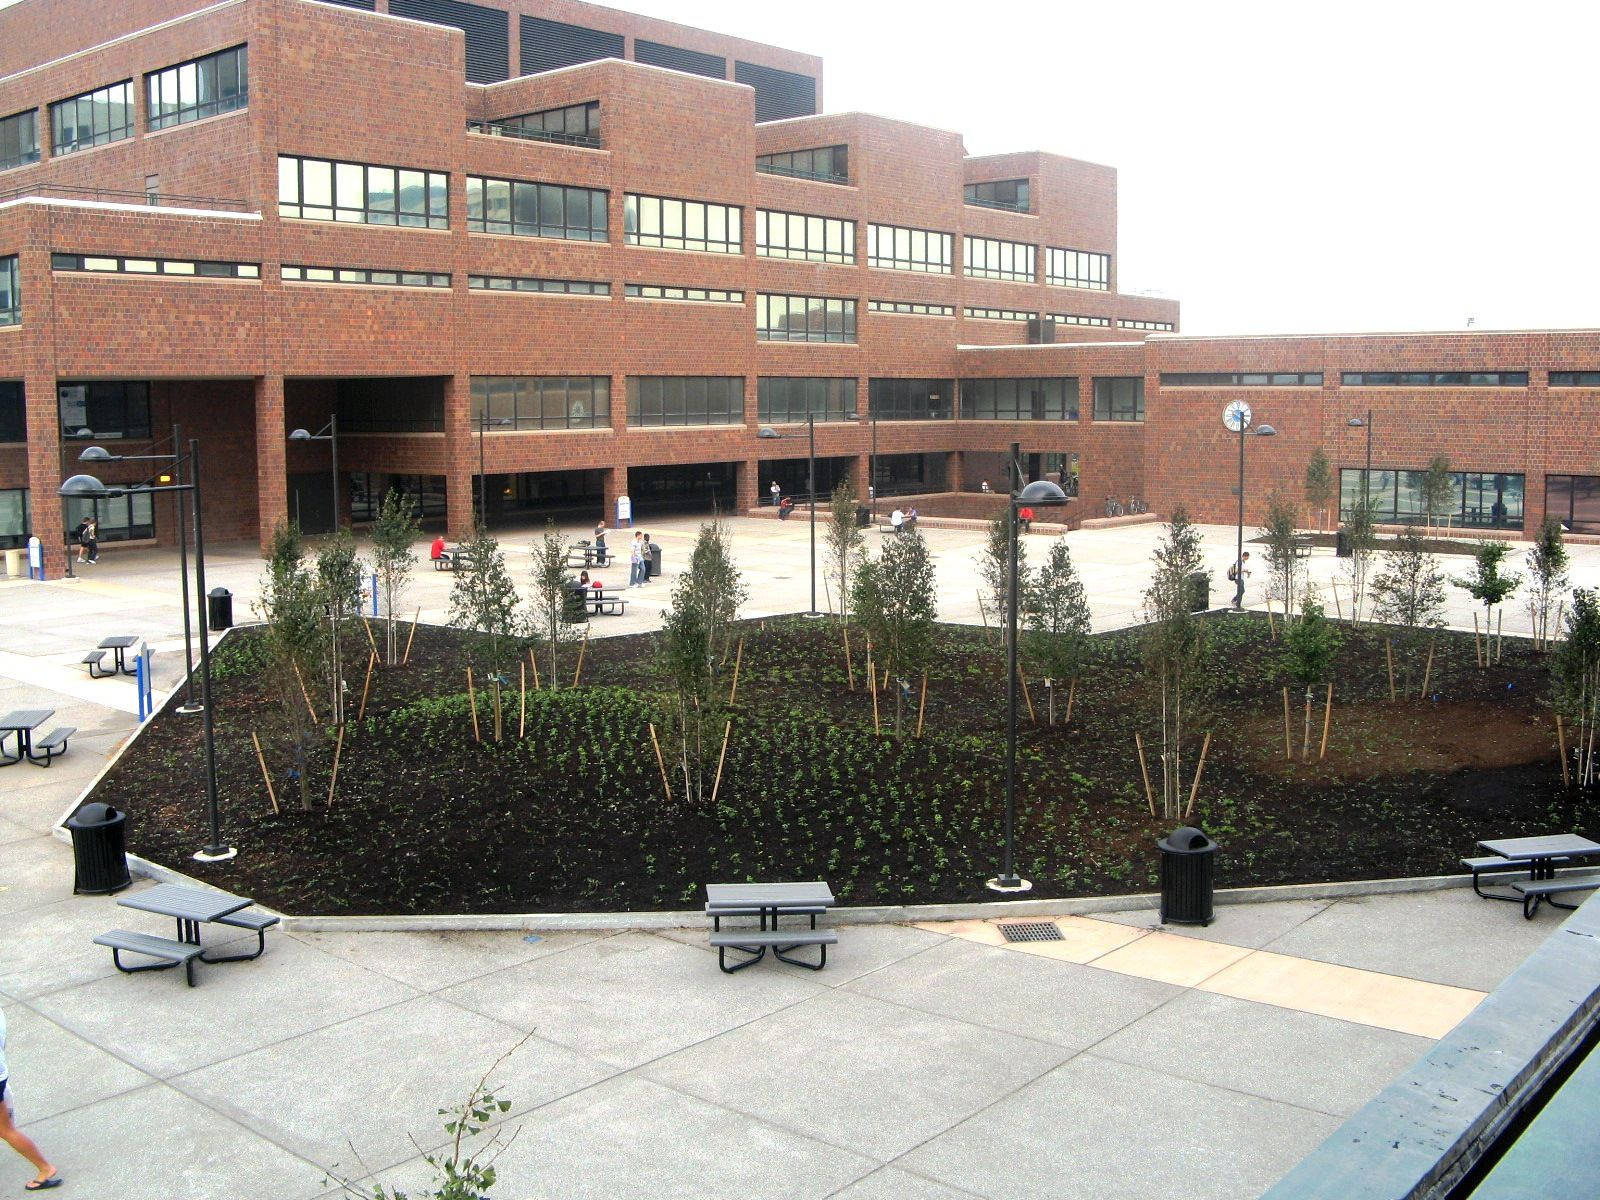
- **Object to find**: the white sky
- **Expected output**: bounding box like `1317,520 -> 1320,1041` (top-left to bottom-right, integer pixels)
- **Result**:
6,0 -> 1596,336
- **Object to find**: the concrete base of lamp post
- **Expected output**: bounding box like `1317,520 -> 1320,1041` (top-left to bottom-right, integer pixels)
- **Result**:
985,876 -> 1034,894
193,846 -> 238,863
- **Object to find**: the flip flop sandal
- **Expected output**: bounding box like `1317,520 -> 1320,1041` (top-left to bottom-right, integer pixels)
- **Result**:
25,1178 -> 63,1190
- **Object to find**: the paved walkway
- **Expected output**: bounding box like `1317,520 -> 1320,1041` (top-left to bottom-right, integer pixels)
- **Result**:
0,518 -> 1573,1197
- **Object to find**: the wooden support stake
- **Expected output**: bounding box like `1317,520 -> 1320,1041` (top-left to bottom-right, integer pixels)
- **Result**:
1473,611 -> 1483,667
1266,602 -> 1277,641
1384,638 -> 1396,701
1135,732 -> 1156,817
572,627 -> 589,687
326,722 -> 346,809
1184,730 -> 1213,819
527,645 -> 541,691
1421,640 -> 1435,699
356,650 -> 377,721
467,668 -> 480,743
1319,682 -> 1334,760
1496,608 -> 1504,664
1553,602 -> 1565,649
491,679 -> 503,743
869,658 -> 881,734
1557,714 -> 1570,787
292,660 -> 319,725
360,613 -> 380,656
976,591 -> 990,633
1282,686 -> 1293,760
1303,687 -> 1313,760
727,636 -> 745,705
1330,578 -> 1342,620
709,719 -> 733,806
916,671 -> 928,738
648,722 -> 673,804
402,607 -> 421,665
1065,676 -> 1077,724
251,731 -> 279,815
519,661 -> 527,738
1019,667 -> 1036,724
842,625 -> 855,690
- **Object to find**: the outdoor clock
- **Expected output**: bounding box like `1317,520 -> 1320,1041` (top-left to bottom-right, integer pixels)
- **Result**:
1222,399 -> 1253,433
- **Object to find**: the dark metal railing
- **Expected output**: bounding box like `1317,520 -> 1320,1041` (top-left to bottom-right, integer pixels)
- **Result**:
964,196 -> 1031,213
756,162 -> 849,185
466,120 -> 602,149
0,183 -> 249,212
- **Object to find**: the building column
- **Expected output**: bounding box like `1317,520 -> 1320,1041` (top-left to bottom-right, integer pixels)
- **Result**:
736,458 -> 759,512
946,451 -> 964,493
851,454 -> 871,507
603,464 -> 628,525
254,375 -> 286,553
24,374 -> 64,579
443,373 -> 475,539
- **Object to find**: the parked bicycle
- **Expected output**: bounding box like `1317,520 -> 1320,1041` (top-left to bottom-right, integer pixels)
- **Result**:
1104,496 -> 1124,517
1127,495 -> 1148,515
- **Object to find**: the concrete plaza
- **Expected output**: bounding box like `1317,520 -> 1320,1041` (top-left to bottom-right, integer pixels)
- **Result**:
0,516 -> 1582,1198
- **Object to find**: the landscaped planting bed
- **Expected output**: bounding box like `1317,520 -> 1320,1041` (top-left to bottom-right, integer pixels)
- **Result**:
87,614 -> 1595,914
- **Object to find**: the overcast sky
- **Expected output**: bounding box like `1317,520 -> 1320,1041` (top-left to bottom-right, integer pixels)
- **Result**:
7,0 -> 1595,336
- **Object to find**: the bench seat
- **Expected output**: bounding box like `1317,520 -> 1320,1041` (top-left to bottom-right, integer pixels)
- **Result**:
1512,873 -> 1600,919
1462,854 -> 1572,900
708,928 -> 837,973
94,929 -> 204,986
82,649 -> 112,677
30,726 -> 75,765
704,903 -> 826,931
204,909 -> 281,962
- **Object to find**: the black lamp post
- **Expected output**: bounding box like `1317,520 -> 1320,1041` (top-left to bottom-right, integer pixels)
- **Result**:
1224,402 -> 1277,610
62,439 -> 233,861
1347,411 -> 1373,511
475,411 -> 513,528
988,442 -> 1069,893
288,413 -> 339,531
79,426 -> 201,714
758,413 -> 824,617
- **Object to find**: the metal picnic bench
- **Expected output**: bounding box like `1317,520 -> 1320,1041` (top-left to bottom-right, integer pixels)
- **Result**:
1468,834 -> 1600,918
94,883 -> 281,986
705,881 -> 837,972
0,708 -> 75,767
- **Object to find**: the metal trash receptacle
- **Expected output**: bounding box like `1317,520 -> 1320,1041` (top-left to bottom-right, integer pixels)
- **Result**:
67,802 -> 130,895
647,544 -> 662,578
855,505 -> 871,529
208,586 -> 233,631
1335,529 -> 1352,558
1158,825 -> 1216,925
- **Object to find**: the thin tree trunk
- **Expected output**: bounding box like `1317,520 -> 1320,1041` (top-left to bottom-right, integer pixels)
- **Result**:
1302,685 -> 1312,760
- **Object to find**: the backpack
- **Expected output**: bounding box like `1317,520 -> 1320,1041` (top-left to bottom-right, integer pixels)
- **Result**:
1226,562 -> 1238,581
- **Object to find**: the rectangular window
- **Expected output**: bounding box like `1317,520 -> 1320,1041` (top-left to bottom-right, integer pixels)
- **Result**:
1046,246 -> 1110,290
626,376 -> 744,426
146,44 -> 248,131
756,209 -> 854,264
961,378 -> 1078,421
963,235 -> 1036,282
625,284 -> 743,303
49,81 -> 134,154
757,377 -> 856,424
52,253 -> 259,279
0,256 -> 18,325
868,378 -> 953,421
62,490 -> 153,543
868,300 -> 953,316
1052,313 -> 1110,327
1120,319 -> 1174,332
1340,371 -> 1529,387
466,176 -> 607,241
350,473 -> 446,522
757,294 -> 857,343
58,381 -> 150,440
279,156 -> 449,229
755,145 -> 847,184
1546,474 -> 1600,534
1160,371 -> 1324,387
964,306 -> 1035,322
867,223 -> 953,274
964,178 -> 1030,212
1550,371 -> 1600,387
468,275 -> 609,295
0,110 -> 40,171
1093,377 -> 1144,422
0,485 -> 28,550
624,193 -> 741,253
282,265 -> 449,288
0,381 -> 23,442
1340,468 -> 1524,529
468,101 -> 600,147
470,376 -> 611,430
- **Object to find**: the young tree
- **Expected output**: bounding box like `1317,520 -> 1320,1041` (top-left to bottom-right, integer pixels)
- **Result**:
314,528 -> 364,726
1259,492 -> 1304,623
658,517 -> 748,802
253,522 -> 326,811
1304,447 -> 1334,531
1525,516 -> 1570,649
1453,540 -> 1521,664
1371,530 -> 1449,631
448,528 -> 524,739
824,478 -> 865,625
369,488 -> 420,666
1140,506 -> 1210,818
1420,455 -> 1455,535
528,521 -> 581,692
1552,589 -> 1600,787
979,512 -> 1030,642
1024,537 -> 1092,724
1282,597 -> 1341,758
851,529 -> 938,737
1340,497 -> 1378,621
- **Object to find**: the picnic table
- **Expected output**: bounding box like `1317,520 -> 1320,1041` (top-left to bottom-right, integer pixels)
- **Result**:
96,883 -> 280,985
566,544 -> 608,568
98,634 -> 141,675
587,586 -> 627,616
118,882 -> 253,946
1474,834 -> 1600,917
0,708 -> 53,766
705,881 -> 837,971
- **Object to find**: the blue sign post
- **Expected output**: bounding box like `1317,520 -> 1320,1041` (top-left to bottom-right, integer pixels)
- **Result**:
135,642 -> 155,721
27,535 -> 42,580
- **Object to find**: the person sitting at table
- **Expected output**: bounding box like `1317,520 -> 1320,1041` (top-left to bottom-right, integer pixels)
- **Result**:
429,535 -> 448,562
778,496 -> 794,520
904,506 -> 919,531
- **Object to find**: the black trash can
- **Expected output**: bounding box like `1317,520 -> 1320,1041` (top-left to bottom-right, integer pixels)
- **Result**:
563,584 -> 589,624
208,586 -> 233,631
855,504 -> 871,529
647,543 -> 662,578
67,802 -> 130,895
1186,571 -> 1210,613
1158,825 -> 1216,925
1335,529 -> 1352,558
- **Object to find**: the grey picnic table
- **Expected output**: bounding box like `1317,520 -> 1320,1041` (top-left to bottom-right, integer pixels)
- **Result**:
118,883 -> 255,954
0,708 -> 53,766
98,634 -> 141,676
705,881 -> 835,929
1477,834 -> 1600,879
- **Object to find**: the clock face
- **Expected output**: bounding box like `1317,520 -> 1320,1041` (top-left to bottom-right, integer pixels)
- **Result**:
1223,400 -> 1253,433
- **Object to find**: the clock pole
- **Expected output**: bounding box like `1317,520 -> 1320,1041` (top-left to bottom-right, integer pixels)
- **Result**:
1235,410 -> 1246,610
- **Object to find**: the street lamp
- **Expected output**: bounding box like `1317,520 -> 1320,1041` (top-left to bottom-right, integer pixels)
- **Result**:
80,426 -> 201,714
988,442 -> 1069,894
288,413 -> 339,532
61,439 -> 234,862
758,415 -> 824,617
1347,411 -> 1373,512
1223,401 -> 1277,611
475,411 -> 513,528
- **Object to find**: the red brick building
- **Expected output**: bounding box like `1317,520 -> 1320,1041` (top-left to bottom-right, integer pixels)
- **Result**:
0,0 -> 1591,575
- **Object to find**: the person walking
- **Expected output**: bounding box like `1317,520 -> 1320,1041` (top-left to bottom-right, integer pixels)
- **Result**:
769,480 -> 782,508
1229,550 -> 1251,610
81,518 -> 98,564
0,1009 -> 61,1190
72,518 -> 90,564
593,519 -> 608,566
629,532 -> 645,587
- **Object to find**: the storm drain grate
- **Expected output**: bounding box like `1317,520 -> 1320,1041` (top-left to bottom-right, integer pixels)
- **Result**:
998,921 -> 1063,943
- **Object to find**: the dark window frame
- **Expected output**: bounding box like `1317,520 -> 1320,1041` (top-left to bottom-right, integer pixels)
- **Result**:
626,284 -> 743,303
755,208 -> 855,264
0,109 -> 40,171
1160,372 -> 1324,387
869,300 -> 953,316
0,381 -> 23,443
1549,371 -> 1600,387
963,235 -> 1036,282
470,376 -> 612,430
52,252 -> 260,279
49,80 -> 134,155
282,265 -> 449,288
57,380 -> 151,440
469,100 -> 600,147
146,44 -> 248,131
465,175 -> 608,241
626,376 -> 745,427
468,275 -> 609,295
279,155 -> 449,229
0,484 -> 28,550
867,223 -> 953,274
757,294 -> 857,343
964,178 -> 1030,212
1046,246 -> 1110,290
624,192 -> 742,254
1340,467 -> 1523,530
1052,313 -> 1110,327
964,307 -> 1035,323
0,256 -> 18,326
757,377 -> 857,424
756,145 -> 847,184
1340,371 -> 1529,387
868,378 -> 954,422
1120,319 -> 1175,332
1093,376 -> 1144,422
961,377 -> 1078,421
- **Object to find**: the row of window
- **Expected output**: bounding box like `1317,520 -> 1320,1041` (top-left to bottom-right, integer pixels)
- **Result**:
3,46 -> 249,170
466,175 -> 607,240
1339,468 -> 1523,530
755,144 -> 847,184
468,101 -> 600,148
1120,319 -> 1175,332
470,376 -> 610,430
626,284 -> 743,303
278,157 -> 449,228
756,294 -> 857,343
965,307 -> 1034,322
964,236 -> 1035,282
282,266 -> 450,288
1341,371 -> 1528,387
51,253 -> 259,278
869,300 -> 953,316
468,275 -> 609,295
755,210 -> 854,264
1055,313 -> 1110,327
1161,372 -> 1324,387
964,179 -> 1029,212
